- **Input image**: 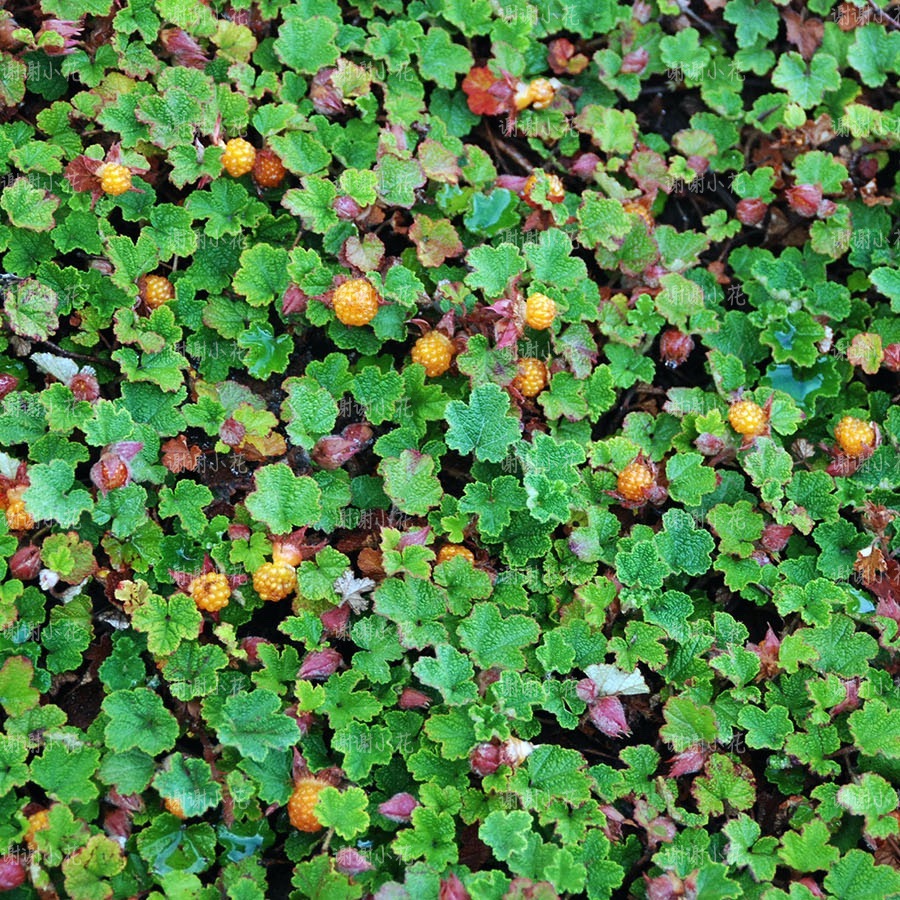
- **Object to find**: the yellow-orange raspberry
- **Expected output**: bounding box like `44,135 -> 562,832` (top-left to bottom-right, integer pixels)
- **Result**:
253,561 -> 297,602
333,278 -> 380,326
617,460 -> 655,503
139,275 -> 174,310
528,78 -> 556,109
98,163 -> 132,196
411,332 -> 454,377
728,399 -> 768,437
623,201 -> 654,229
437,544 -> 475,565
513,358 -> 548,397
164,797 -> 186,819
252,148 -> 287,188
25,810 -> 50,851
524,172 -> 565,205
189,572 -> 231,612
287,778 -> 328,832
524,293 -> 556,330
221,138 -> 256,177
5,487 -> 32,531
834,416 -> 876,456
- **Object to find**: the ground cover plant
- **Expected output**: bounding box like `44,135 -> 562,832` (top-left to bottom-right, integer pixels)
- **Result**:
0,0 -> 899,897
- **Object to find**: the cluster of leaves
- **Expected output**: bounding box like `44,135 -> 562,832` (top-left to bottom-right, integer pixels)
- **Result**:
0,0 -> 899,897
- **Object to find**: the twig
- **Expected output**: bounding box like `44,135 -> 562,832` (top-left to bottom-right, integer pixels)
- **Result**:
37,341 -> 111,366
868,0 -> 900,29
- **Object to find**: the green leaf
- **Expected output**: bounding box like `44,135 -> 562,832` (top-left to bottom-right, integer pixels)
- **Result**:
103,687 -> 180,756
274,13 -> 340,73
316,786 -> 370,840
245,463 -> 322,534
62,835 -> 126,898
654,508 -> 714,576
131,590 -> 202,657
737,705 -> 793,750
233,244 -> 290,307
458,604 -> 540,669
824,849 -> 900,900
464,243 -> 525,297
3,279 -> 60,339
0,656 -> 40,715
394,806 -> 458,869
779,818 -> 839,872
459,475 -> 527,538
238,323 -> 293,379
445,383 -> 521,463
837,774 -> 900,839
22,460 -> 93,528
417,27 -> 472,88
153,754 -> 222,817
32,741 -> 101,804
0,177 -> 58,231
848,699 -> 900,759
215,689 -> 301,762
479,810 -> 532,862
666,452 -> 718,505
771,52 -> 840,108
413,645 -> 478,705
158,481 -> 213,538
378,450 -> 443,516
525,228 -> 587,289
524,745 -> 593,804
660,695 -> 718,752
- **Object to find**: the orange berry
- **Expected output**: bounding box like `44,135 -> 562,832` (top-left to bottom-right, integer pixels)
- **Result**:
189,572 -> 231,612
252,148 -> 287,188
164,797 -> 186,819
98,163 -> 132,196
253,561 -> 297,602
728,399 -> 768,437
5,487 -> 32,531
333,278 -> 380,326
139,274 -> 174,309
221,138 -> 256,177
513,358 -> 548,397
524,293 -> 556,330
287,777 -> 328,832
24,810 -> 50,851
617,460 -> 655,503
437,544 -> 475,565
411,332 -> 454,377
524,172 -> 565,205
623,201 -> 654,229
834,416 -> 876,456
528,78 -> 557,109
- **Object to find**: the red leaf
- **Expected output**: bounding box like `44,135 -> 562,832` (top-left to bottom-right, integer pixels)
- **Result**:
462,66 -> 506,116
378,792 -> 420,822
298,649 -> 343,680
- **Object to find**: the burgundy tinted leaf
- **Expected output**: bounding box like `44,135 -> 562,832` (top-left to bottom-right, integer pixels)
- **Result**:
0,374 -> 18,399
335,847 -> 374,876
397,526 -> 430,549
439,873 -> 471,900
588,696 -> 630,737
298,648 -> 343,680
378,792 -> 420,822
667,745 -> 709,777
9,545 -> 41,580
320,602 -> 350,637
398,688 -> 431,709
469,742 -> 501,776
282,284 -> 308,315
736,198 -> 767,226
760,524 -> 793,552
620,48 -> 649,74
786,184 -> 822,217
160,27 -> 209,68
